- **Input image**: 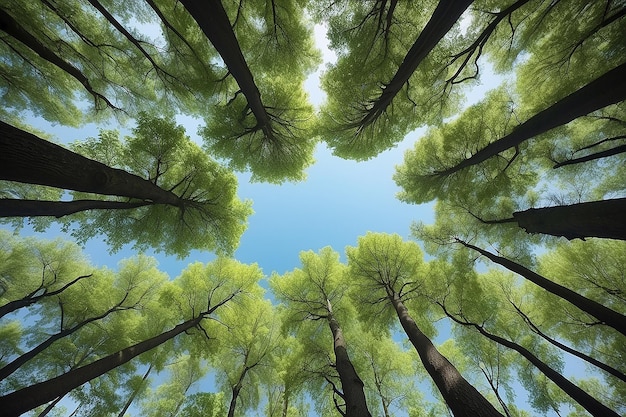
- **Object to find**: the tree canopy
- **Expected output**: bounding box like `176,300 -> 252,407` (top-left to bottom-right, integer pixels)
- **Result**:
1,0 -> 624,416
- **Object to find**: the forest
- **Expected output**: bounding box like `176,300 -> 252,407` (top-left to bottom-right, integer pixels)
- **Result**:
0,0 -> 625,416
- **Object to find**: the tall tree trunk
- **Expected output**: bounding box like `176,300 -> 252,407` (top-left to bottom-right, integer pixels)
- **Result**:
511,198 -> 626,240
0,121 -> 182,205
0,315 -> 204,416
227,386 -> 240,417
0,7 -> 115,109
326,299 -> 372,417
281,389 -> 289,417
36,395 -> 65,417
117,364 -> 153,417
356,0 -> 473,129
389,293 -> 504,417
179,0 -> 272,137
456,239 -> 626,336
442,309 -> 621,417
0,274 -> 91,319
0,304 -> 131,381
0,198 -> 150,218
434,61 -> 626,177
552,144 -> 626,168
510,301 -> 626,383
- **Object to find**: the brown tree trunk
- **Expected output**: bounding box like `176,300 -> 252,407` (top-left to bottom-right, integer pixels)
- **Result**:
511,198 -> 626,240
0,121 -> 182,205
179,0 -> 272,136
443,310 -> 621,417
356,0 -> 473,128
326,299 -> 372,417
0,315 -> 204,416
457,239 -> 626,336
0,198 -> 150,218
435,61 -> 626,176
389,293 -> 504,417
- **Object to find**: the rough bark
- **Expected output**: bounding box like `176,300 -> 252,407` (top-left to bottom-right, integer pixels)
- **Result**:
389,293 -> 504,417
456,239 -> 626,337
434,61 -> 626,177
511,198 -> 626,240
179,0 -> 273,137
355,0 -> 473,129
443,309 -> 621,417
0,198 -> 150,218
327,299 -> 371,417
0,121 -> 181,205
0,315 -> 204,416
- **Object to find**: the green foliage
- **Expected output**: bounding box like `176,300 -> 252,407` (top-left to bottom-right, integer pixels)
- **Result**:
15,114 -> 253,258
311,0 -> 464,159
3,1 -> 625,416
180,392 -> 226,417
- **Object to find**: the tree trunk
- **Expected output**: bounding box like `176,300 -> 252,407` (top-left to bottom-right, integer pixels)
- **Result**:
0,121 -> 181,205
444,311 -> 621,417
281,389 -> 289,417
511,302 -> 626,383
511,198 -> 626,240
0,303 -> 132,381
0,8 -> 115,109
179,0 -> 272,136
435,61 -> 626,176
356,0 -> 473,128
0,198 -> 150,218
457,239 -> 626,337
0,274 -> 91,319
553,144 -> 626,168
228,384 -> 241,417
389,293 -> 504,417
0,315 -> 204,416
117,364 -> 153,417
326,299 -> 372,417
36,395 -> 65,417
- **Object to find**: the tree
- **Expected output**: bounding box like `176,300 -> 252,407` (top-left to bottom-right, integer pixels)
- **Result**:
140,354 -> 208,417
428,62 -> 626,178
0,0 -> 320,182
271,247 -> 372,417
353,330 -> 423,417
179,392 -> 226,417
0,230 -> 93,319
346,232 -> 504,417
1,114 -> 252,257
0,256 -> 263,416
212,297 -> 280,417
454,238 -> 626,337
429,266 -> 621,417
